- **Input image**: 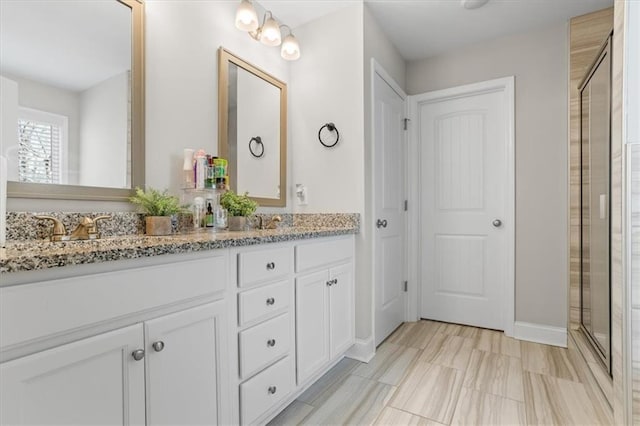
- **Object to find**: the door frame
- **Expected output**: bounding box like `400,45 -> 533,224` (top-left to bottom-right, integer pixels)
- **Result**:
370,59 -> 409,346
407,76 -> 515,336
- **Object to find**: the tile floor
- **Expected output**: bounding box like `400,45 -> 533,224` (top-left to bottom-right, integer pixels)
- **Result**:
269,320 -> 613,425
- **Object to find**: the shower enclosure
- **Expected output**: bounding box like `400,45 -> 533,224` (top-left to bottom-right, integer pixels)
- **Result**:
580,34 -> 612,373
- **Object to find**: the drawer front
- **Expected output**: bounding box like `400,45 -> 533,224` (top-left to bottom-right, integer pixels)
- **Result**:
240,356 -> 294,425
238,247 -> 291,288
295,237 -> 353,273
239,313 -> 290,379
1,254 -> 227,350
238,280 -> 291,326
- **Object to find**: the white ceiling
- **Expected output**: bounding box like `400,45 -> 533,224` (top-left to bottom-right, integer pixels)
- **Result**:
0,1 -> 131,92
262,0 -> 613,62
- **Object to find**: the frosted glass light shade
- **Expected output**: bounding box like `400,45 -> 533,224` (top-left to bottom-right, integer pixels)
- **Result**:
235,0 -> 258,31
281,34 -> 300,60
261,16 -> 281,46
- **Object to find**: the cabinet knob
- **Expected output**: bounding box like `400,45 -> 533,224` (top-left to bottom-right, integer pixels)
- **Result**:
267,339 -> 276,347
326,280 -> 332,286
266,297 -> 275,306
266,262 -> 276,270
131,349 -> 145,361
268,386 -> 277,395
333,279 -> 338,285
152,341 -> 165,352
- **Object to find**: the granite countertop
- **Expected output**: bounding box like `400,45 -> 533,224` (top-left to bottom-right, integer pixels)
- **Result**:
0,225 -> 358,274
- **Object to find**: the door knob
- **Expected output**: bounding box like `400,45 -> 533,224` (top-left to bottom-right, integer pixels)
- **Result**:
492,219 -> 502,227
152,341 -> 165,352
131,349 -> 145,361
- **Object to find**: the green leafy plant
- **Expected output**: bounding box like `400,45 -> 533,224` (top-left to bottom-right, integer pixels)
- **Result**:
129,187 -> 186,216
220,191 -> 258,217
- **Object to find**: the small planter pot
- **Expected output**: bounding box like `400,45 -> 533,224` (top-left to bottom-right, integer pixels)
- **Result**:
228,216 -> 247,232
145,216 -> 172,236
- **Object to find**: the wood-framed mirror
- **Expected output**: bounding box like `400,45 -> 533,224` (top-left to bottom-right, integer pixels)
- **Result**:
1,0 -> 145,201
218,47 -> 287,207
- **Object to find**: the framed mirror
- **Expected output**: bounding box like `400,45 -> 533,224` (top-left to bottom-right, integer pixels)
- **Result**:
1,0 -> 144,201
218,48 -> 287,207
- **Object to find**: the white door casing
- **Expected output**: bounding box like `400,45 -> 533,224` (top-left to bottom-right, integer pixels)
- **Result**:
411,77 -> 515,335
372,60 -> 407,346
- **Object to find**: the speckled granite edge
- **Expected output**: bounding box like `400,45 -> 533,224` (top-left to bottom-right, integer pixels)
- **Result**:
6,212 -> 357,241
1,217 -> 359,274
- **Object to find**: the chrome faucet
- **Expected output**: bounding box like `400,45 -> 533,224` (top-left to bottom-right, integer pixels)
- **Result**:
35,215 -> 112,241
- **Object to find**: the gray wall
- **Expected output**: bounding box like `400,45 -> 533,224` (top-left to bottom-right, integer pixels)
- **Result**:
407,22 -> 569,328
361,5 -> 407,340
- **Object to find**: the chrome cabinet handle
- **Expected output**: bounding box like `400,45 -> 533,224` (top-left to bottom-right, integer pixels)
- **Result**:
266,297 -> 275,306
333,278 -> 338,285
266,262 -> 275,270
492,219 -> 502,227
152,341 -> 165,352
268,386 -> 277,394
131,349 -> 145,361
267,339 -> 276,347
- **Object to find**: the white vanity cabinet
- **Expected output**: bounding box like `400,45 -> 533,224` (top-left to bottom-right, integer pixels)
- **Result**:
0,252 -> 231,426
295,238 -> 355,385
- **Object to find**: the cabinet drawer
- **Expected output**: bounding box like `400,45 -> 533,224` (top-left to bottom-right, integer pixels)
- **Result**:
295,237 -> 353,273
240,356 -> 294,425
1,254 -> 227,350
239,313 -> 290,379
238,280 -> 291,326
238,247 -> 291,287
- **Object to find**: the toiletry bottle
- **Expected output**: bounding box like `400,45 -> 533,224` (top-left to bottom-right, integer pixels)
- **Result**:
195,149 -> 206,189
193,196 -> 205,228
206,202 -> 214,228
182,149 -> 194,188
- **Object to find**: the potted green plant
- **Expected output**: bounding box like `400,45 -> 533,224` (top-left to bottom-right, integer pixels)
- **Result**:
129,187 -> 186,236
220,191 -> 258,231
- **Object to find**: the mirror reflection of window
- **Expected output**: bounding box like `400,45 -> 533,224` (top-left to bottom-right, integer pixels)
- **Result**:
0,0 -> 132,189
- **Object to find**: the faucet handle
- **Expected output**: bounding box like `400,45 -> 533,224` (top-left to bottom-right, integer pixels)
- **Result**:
34,215 -> 67,240
89,215 -> 112,238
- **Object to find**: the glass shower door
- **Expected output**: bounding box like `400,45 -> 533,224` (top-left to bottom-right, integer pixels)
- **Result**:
580,37 -> 611,372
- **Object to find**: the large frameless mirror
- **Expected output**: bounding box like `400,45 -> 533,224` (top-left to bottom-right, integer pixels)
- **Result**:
0,0 -> 144,201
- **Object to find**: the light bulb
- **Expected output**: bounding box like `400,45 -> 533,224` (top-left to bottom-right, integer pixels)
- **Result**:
235,0 -> 258,32
281,34 -> 300,60
260,15 -> 282,46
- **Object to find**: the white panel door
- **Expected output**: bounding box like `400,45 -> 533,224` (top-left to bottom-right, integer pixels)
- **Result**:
329,263 -> 354,358
295,270 -> 330,384
0,324 -> 145,426
373,68 -> 406,346
145,302 -> 228,426
418,80 -> 513,331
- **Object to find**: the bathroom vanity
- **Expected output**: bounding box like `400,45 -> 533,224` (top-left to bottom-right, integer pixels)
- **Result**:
0,224 -> 357,425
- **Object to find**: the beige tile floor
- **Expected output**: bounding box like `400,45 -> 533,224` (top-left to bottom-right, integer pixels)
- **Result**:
269,320 -> 613,426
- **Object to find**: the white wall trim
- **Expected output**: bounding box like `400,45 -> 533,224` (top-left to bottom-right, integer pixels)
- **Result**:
513,321 -> 567,347
408,76 -> 516,336
346,336 -> 376,363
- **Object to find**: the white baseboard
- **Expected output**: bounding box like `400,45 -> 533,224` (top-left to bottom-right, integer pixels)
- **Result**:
513,321 -> 567,347
346,337 -> 375,363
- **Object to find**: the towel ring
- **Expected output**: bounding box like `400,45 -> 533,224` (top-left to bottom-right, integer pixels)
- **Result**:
249,136 -> 264,158
318,123 -> 339,148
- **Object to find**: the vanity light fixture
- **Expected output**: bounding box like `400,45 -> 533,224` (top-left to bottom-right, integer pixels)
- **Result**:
280,26 -> 300,61
235,0 -> 259,31
235,0 -> 300,60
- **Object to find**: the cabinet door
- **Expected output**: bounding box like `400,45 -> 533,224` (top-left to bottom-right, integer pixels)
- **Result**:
330,263 -> 355,359
145,302 -> 229,426
295,270 -> 330,384
0,324 -> 145,426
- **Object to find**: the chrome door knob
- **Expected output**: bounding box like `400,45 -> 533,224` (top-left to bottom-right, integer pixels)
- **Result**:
492,219 -> 502,227
131,349 -> 145,361
152,341 -> 165,352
